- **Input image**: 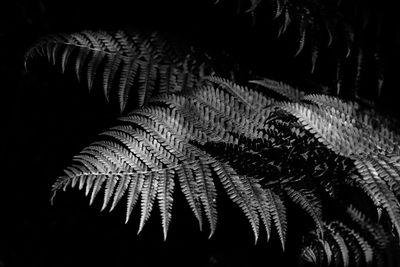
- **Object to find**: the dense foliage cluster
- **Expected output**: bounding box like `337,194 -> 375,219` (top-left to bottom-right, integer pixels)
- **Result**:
25,29 -> 400,267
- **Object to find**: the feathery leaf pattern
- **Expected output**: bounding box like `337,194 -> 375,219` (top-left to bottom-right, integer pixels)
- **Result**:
25,30 -> 212,112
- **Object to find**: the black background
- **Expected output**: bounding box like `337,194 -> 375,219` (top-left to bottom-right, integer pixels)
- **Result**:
1,1 -> 398,266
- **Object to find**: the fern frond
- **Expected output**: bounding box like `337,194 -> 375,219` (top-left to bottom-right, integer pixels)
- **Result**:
265,189 -> 287,251
25,30 -> 211,112
302,94 -> 360,117
211,161 -> 260,242
250,78 -> 304,101
294,14 -> 307,57
325,223 -> 350,267
353,159 -> 400,238
157,169 -> 175,240
125,173 -> 144,223
176,162 -> 203,230
194,158 -> 218,237
347,206 -> 400,267
138,171 -> 158,234
304,218 -> 376,267
331,221 -> 374,267
48,71 -> 400,265
277,99 -> 400,158
284,186 -> 323,237
51,81 -> 280,241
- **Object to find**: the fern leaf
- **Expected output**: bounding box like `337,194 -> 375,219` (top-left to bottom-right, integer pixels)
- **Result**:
302,245 -> 318,265
194,158 -> 217,238
276,100 -> 400,159
273,0 -> 285,19
354,159 -> 400,239
310,41 -> 319,73
89,175 -> 107,206
157,169 -> 175,240
87,50 -> 104,91
251,181 -> 272,241
60,45 -> 74,73
278,7 -> 291,37
370,156 -> 400,197
302,94 -> 359,117
138,172 -> 158,234
103,54 -> 121,102
110,173 -> 131,211
74,47 -> 88,82
100,174 -> 119,211
347,206 -> 398,267
325,223 -> 350,267
250,78 -> 304,102
265,189 -> 287,250
118,59 -> 139,112
335,59 -> 344,95
284,186 -> 323,237
25,30 -> 211,111
138,54 -> 158,106
294,15 -> 307,57
342,22 -> 354,58
176,162 -> 203,230
211,161 -> 260,242
126,173 -> 144,223
205,76 -> 254,110
332,221 -> 374,267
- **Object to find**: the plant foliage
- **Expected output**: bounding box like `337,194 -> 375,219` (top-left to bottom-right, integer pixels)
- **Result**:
226,0 -> 398,105
26,29 -> 400,266
25,30 -> 212,112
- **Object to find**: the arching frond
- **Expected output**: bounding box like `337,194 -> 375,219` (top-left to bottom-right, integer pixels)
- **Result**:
51,81 -> 283,243
47,74 -> 400,264
25,30 -> 212,112
302,206 -> 400,267
284,186 -> 323,237
250,78 -> 304,101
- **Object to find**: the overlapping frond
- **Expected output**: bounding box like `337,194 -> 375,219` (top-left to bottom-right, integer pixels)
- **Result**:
25,30 -> 212,112
276,99 -> 400,158
48,74 -> 400,264
270,86 -> 400,245
250,78 -> 304,102
52,81 -> 280,242
284,186 -> 323,237
303,207 -> 400,267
